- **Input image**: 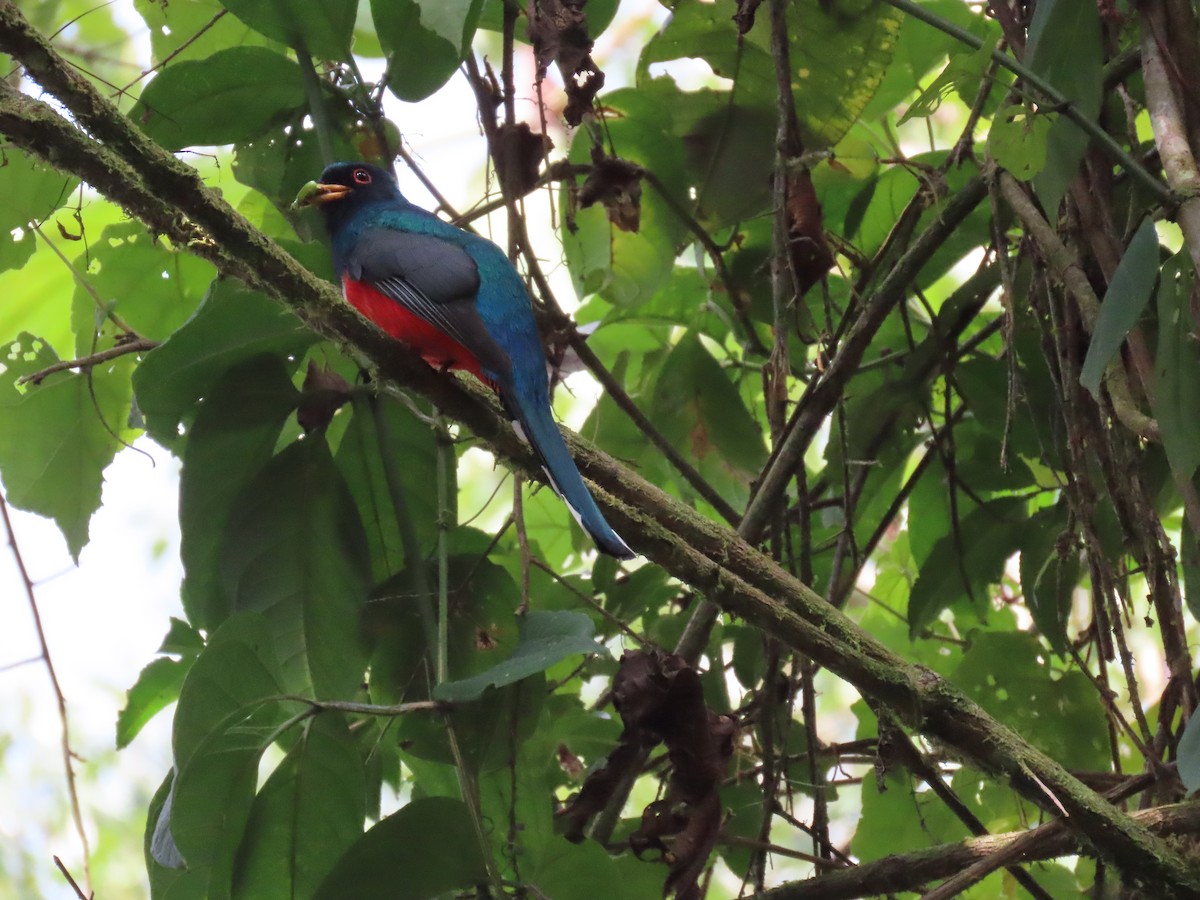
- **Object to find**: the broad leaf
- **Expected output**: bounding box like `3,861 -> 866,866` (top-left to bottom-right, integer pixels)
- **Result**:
313,797 -> 488,899
220,436 -> 371,698
1080,218 -> 1159,398
908,497 -> 1026,635
1152,251 -> 1200,480
233,714 -> 366,899
0,149 -> 78,272
157,614 -> 291,890
1178,709 -> 1200,793
336,393 -> 442,582
372,0 -> 486,101
132,278 -> 315,444
218,0 -> 356,59
118,657 -> 193,750
435,611 -> 609,701
0,334 -> 131,559
1026,0 -> 1103,213
70,221 -> 215,356
178,355 -> 300,629
132,46 -> 306,150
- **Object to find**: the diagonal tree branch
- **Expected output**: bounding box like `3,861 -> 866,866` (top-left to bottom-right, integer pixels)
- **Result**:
753,800 -> 1200,900
3,3 -> 1200,892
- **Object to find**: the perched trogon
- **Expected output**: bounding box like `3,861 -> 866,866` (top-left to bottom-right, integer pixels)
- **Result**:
295,161 -> 634,559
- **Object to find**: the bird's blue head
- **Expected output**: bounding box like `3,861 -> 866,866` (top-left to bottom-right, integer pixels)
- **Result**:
292,161 -> 406,235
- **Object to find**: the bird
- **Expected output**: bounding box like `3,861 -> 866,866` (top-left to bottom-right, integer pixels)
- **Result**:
294,161 -> 634,559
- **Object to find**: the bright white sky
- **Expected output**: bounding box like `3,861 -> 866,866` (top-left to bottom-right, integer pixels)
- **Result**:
1,2 -> 671,897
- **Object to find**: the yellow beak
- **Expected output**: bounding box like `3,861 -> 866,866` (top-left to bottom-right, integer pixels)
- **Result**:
291,181 -> 351,209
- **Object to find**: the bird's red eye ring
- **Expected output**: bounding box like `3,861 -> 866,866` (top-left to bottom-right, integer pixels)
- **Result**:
353,169 -> 372,185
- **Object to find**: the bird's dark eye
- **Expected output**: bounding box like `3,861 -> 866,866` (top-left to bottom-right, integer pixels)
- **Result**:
353,168 -> 372,185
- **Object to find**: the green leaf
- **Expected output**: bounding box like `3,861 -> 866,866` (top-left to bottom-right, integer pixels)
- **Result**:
132,278 -> 315,444
178,355 -> 300,629
648,333 -> 767,507
434,611 -> 609,701
908,497 -> 1026,636
70,221 -> 215,356
313,797 -> 488,899
367,537 -> 521,707
220,436 -> 371,698
218,0 -> 356,59
163,614 -> 291,890
135,0 -> 271,66
1026,0 -> 1103,213
864,0 -> 998,119
171,613 -> 286,774
986,104 -> 1052,181
372,0 -> 485,101
898,35 -> 997,125
0,334 -> 131,560
561,81 -> 690,307
639,0 -> 902,150
0,149 -> 78,272
1184,507 -> 1200,622
1018,504 -> 1079,654
336,393 -> 442,582
132,46 -> 306,150
952,631 -> 1110,771
159,617 -> 206,656
852,769 -> 963,860
117,657 -> 193,750
1178,709 -> 1200,793
1080,218 -> 1159,398
233,714 -> 366,900
1152,252 -> 1200,480
528,837 -> 664,900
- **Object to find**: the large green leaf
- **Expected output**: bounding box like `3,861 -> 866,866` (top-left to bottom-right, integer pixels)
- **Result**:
132,46 -> 306,150
313,797 -> 487,899
1178,709 -> 1200,793
70,221 -> 215,356
135,0 -> 270,66
1018,504 -> 1079,654
178,355 -> 300,629
561,80 -> 691,307
218,0 -> 356,59
434,611 -> 609,701
0,149 -> 78,272
1080,217 -> 1159,398
132,278 -> 315,444
1152,251 -> 1200,480
908,497 -> 1027,636
117,657 -> 193,750
233,714 -> 366,899
1026,0 -> 1103,213
952,631 -> 1110,771
220,436 -> 371,698
155,614 -> 291,892
335,392 -> 442,582
372,0 -> 485,101
0,333 -> 131,559
648,333 -> 767,507
639,0 -> 902,149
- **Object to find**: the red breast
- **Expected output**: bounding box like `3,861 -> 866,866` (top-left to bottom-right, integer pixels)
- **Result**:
343,276 -> 486,381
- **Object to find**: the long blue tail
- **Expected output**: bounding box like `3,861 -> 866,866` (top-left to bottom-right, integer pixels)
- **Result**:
508,391 -> 634,559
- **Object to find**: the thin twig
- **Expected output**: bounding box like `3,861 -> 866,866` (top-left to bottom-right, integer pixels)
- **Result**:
17,337 -> 159,385
53,856 -> 89,900
2,494 -> 91,891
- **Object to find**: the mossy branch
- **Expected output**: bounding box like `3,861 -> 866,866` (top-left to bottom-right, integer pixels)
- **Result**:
2,1 -> 1199,891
